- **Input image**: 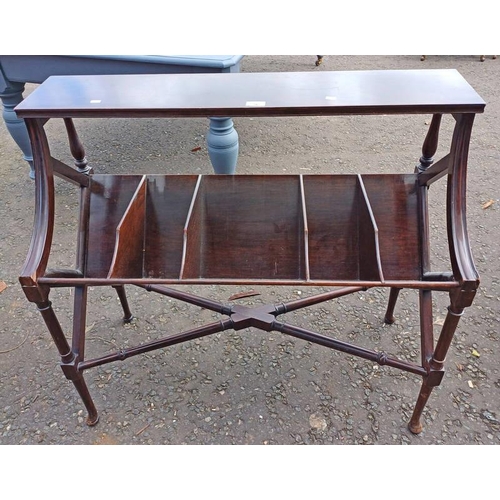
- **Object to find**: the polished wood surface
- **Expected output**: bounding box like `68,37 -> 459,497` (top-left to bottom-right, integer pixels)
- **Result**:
15,69 -> 485,118
82,174 -> 421,284
107,176 -> 147,279
17,70 -> 485,434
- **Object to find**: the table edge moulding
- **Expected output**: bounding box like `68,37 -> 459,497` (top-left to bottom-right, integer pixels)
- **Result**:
15,69 -> 486,434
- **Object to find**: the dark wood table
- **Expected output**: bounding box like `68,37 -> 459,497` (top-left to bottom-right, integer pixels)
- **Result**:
15,69 -> 486,434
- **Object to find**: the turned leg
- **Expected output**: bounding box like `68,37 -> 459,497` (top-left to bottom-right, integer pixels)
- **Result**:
416,114 -> 442,173
37,298 -> 99,426
69,286 -> 99,425
63,118 -> 92,174
408,302 -> 464,434
0,81 -> 35,178
408,376 -> 435,434
206,117 -> 239,174
112,285 -> 134,323
68,375 -> 99,426
384,287 -> 401,324
419,289 -> 434,371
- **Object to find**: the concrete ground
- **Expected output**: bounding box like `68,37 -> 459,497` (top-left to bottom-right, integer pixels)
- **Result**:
0,55 -> 499,446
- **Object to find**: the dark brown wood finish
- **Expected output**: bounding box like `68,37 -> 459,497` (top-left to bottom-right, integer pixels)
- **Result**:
107,176 -> 147,279
416,113 -> 442,173
15,70 -> 485,119
80,173 -> 423,284
19,118 -> 54,303
16,70 -> 485,435
145,175 -> 200,278
63,118 -> 91,174
85,175 -> 144,277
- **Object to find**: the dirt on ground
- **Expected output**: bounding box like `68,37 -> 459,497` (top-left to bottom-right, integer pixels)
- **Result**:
0,55 -> 499,446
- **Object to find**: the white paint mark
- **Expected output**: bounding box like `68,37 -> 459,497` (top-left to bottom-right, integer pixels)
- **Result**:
246,101 -> 266,107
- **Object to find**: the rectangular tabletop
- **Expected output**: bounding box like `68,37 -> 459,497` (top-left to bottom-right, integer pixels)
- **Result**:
15,69 -> 485,119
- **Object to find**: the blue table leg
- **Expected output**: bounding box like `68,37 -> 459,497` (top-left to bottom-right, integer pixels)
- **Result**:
207,117 -> 239,174
0,82 -> 35,178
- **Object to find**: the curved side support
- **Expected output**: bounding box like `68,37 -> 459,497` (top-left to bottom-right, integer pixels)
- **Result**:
447,113 -> 480,308
18,118 -> 54,303
408,113 -> 479,435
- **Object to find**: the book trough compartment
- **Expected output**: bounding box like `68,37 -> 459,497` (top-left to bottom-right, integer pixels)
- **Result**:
95,173 -> 421,285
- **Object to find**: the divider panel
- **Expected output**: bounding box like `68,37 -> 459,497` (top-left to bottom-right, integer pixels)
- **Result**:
299,175 -> 311,281
360,174 -> 421,280
86,175 -> 145,278
107,176 -> 147,278
356,175 -> 384,282
144,175 -> 200,279
179,176 -> 204,279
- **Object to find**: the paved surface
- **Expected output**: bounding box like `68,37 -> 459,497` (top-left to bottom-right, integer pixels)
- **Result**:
0,55 -> 499,445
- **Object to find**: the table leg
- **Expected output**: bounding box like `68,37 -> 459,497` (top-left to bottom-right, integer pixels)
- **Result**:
0,81 -> 34,178
36,298 -> 99,426
384,287 -> 401,324
207,117 -> 239,174
408,302 -> 464,434
408,376 -> 434,434
416,114 -> 442,173
112,285 -> 134,323
63,118 -> 92,175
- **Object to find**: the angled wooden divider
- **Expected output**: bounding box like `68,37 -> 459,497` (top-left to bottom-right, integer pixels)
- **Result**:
299,176 -> 311,281
107,176 -> 147,279
85,174 -> 146,278
357,175 -> 385,282
179,175 -> 203,279
144,175 -> 201,279
360,174 -> 421,281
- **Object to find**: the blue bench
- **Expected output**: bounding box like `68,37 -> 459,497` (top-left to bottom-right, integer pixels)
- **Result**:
0,55 -> 243,178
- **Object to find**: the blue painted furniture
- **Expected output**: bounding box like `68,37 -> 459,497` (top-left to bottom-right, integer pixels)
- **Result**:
0,55 -> 243,178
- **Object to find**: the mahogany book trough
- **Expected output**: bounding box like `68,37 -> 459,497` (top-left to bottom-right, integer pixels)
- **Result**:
15,69 -> 486,433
